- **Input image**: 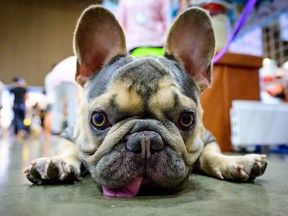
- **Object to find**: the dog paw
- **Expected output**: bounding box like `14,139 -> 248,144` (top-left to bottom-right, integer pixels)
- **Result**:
215,154 -> 268,182
24,156 -> 80,185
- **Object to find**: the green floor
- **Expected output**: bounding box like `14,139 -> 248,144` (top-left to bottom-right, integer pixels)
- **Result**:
0,137 -> 287,216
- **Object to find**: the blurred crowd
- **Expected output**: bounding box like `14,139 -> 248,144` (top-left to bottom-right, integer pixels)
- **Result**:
0,56 -> 80,140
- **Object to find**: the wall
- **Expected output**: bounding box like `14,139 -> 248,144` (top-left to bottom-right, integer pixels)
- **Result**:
0,0 -> 100,86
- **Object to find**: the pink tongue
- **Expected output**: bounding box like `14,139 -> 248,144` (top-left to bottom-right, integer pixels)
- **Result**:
102,177 -> 143,198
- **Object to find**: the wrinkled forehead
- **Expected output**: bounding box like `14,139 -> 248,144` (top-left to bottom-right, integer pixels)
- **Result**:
114,57 -> 179,97
117,57 -> 175,78
85,57 -> 171,100
85,56 -> 199,102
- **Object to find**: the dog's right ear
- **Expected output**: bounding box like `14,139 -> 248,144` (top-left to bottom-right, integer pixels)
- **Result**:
165,8 -> 215,91
73,6 -> 127,86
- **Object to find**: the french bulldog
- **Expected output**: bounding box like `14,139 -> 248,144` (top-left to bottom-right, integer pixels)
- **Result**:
24,5 -> 268,198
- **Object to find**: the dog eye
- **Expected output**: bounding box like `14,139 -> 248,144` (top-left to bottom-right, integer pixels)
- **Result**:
177,112 -> 195,130
91,112 -> 109,129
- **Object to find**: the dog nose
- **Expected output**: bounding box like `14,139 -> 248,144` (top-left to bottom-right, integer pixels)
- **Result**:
125,131 -> 163,159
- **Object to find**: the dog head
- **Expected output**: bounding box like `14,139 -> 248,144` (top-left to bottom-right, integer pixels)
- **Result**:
73,6 -> 215,197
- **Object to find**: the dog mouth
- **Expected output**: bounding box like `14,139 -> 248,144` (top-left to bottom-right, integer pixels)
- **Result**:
102,176 -> 146,198
90,142 -> 190,198
84,122 -> 195,198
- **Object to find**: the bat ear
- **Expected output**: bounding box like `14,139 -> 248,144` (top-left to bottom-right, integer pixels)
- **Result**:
73,6 -> 127,86
165,8 -> 215,91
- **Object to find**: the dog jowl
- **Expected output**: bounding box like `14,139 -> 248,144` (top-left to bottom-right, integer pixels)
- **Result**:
25,6 -> 268,198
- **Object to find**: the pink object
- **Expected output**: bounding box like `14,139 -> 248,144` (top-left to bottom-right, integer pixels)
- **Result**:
102,177 -> 144,198
116,0 -> 170,51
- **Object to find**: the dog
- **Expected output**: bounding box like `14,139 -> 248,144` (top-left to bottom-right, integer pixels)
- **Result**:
24,5 -> 267,198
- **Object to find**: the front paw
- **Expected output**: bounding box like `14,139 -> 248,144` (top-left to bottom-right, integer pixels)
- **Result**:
215,154 -> 268,182
24,156 -> 80,185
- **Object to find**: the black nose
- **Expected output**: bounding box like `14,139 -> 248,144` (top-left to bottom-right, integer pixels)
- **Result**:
125,131 -> 163,159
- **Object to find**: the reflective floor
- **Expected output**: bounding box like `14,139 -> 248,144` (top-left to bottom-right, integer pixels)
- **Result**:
0,136 -> 287,216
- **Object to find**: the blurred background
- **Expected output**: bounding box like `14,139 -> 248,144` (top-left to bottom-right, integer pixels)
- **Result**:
1,0 -> 287,86
1,2 -> 288,214
0,0 -> 287,153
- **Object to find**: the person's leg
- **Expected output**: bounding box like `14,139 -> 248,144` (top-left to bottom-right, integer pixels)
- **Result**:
51,85 -> 64,134
12,107 -> 19,135
18,105 -> 26,131
17,105 -> 27,138
13,105 -> 26,138
43,107 -> 52,137
64,83 -> 78,128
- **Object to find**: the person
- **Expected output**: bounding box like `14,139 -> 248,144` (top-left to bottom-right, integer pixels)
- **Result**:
9,77 -> 28,138
116,0 -> 170,57
42,65 -> 56,137
47,56 -> 80,135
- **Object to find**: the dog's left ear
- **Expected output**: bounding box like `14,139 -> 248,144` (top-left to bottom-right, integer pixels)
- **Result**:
73,6 -> 127,86
165,8 -> 215,91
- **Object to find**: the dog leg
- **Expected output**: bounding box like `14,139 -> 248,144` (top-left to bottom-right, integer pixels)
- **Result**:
24,139 -> 81,184
197,141 -> 268,182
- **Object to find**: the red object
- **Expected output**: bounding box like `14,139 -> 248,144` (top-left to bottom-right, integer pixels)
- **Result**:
265,83 -> 284,96
202,3 -> 226,16
262,76 -> 276,83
